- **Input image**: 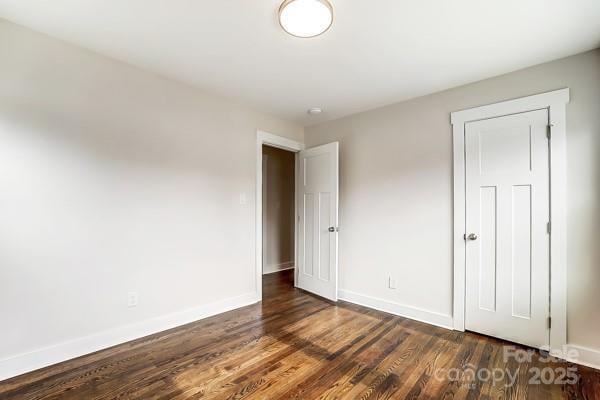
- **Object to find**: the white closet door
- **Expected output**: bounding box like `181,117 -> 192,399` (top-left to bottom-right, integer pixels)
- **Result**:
465,109 -> 550,349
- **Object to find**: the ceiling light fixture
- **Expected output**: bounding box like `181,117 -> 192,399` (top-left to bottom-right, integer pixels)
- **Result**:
307,107 -> 323,115
279,0 -> 334,38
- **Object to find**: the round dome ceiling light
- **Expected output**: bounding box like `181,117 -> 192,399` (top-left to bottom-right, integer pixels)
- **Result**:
307,107 -> 323,115
279,0 -> 334,38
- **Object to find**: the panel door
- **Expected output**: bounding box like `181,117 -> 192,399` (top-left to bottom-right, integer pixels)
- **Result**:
465,109 -> 550,349
297,142 -> 339,301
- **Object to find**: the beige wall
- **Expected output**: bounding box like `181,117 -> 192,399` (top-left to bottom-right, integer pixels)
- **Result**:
0,19 -> 302,378
305,49 -> 600,353
262,146 -> 295,274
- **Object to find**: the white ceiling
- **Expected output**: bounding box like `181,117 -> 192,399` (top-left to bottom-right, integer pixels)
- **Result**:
1,1 -> 599,126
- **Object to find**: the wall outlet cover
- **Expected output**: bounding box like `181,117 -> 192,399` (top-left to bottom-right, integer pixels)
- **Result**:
127,292 -> 139,307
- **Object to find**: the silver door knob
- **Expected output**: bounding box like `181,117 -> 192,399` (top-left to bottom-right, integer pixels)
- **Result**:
467,233 -> 478,241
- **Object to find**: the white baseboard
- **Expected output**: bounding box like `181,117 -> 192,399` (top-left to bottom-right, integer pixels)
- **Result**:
0,292 -> 259,381
263,261 -> 294,275
566,344 -> 600,370
338,289 -> 453,330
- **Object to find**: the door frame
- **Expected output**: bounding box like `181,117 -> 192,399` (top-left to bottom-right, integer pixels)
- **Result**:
256,130 -> 305,301
451,88 -> 569,355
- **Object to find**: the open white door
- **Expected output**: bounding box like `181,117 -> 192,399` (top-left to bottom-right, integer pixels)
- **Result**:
297,142 -> 339,301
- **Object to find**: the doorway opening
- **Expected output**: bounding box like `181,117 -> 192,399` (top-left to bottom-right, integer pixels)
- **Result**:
262,144 -> 296,299
255,130 -> 339,303
255,130 -> 303,302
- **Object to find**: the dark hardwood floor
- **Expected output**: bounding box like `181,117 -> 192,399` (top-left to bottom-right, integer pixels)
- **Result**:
1,269 -> 598,399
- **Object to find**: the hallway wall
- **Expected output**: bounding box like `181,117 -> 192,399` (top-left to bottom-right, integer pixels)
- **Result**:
262,145 -> 295,274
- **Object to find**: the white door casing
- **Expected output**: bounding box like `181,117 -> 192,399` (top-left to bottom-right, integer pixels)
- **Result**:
297,142 -> 339,301
465,109 -> 550,349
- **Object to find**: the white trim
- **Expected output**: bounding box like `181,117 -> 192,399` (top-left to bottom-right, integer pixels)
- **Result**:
294,152 -> 301,289
566,345 -> 600,371
256,130 -> 304,301
263,261 -> 295,275
339,289 -> 454,330
450,88 -> 570,124
451,88 -> 569,355
0,292 -> 258,381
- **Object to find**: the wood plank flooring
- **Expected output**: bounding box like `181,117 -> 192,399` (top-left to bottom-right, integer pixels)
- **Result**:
1,269 -> 598,399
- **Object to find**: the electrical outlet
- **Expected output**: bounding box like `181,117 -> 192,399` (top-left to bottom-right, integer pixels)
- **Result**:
239,193 -> 247,205
388,276 -> 397,290
127,291 -> 138,307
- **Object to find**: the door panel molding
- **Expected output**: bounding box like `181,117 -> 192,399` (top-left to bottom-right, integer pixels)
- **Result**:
451,88 -> 569,355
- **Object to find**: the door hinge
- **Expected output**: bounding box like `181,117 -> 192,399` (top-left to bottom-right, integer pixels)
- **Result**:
547,222 -> 551,234
547,316 -> 552,330
546,124 -> 553,139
